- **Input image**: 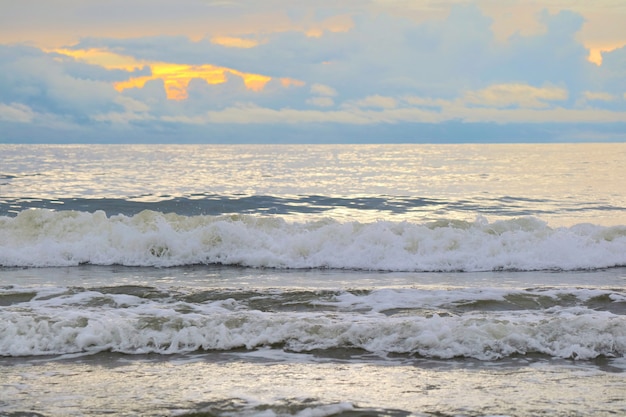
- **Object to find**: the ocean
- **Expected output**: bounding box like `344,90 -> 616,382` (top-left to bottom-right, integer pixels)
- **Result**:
1,143 -> 625,417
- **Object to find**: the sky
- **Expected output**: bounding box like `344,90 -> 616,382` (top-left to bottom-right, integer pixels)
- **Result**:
1,0 -> 625,143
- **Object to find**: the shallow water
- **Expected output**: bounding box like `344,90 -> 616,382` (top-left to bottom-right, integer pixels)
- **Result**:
2,346 -> 626,417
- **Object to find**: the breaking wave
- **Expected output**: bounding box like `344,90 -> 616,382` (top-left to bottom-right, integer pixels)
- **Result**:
1,209 -> 626,271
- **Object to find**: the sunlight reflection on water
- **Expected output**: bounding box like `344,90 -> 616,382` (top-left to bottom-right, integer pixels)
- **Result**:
1,144 -> 625,226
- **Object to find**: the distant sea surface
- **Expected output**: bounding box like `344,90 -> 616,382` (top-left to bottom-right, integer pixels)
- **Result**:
1,144 -> 625,417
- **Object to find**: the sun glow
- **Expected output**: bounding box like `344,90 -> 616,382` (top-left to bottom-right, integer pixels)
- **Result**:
113,64 -> 273,100
586,43 -> 626,66
52,48 -> 280,100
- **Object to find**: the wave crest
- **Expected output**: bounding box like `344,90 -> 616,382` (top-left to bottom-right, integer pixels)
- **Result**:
1,209 -> 626,271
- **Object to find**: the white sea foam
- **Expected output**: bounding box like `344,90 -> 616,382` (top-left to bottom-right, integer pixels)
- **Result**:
1,285 -> 624,360
170,399 -> 357,417
1,299 -> 624,359
324,287 -> 621,312
1,209 -> 626,271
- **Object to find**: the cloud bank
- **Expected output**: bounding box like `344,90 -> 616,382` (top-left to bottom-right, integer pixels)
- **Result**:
0,1 -> 625,143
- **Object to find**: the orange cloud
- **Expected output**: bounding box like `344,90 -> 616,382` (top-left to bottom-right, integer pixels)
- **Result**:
586,43 -> 626,66
306,28 -> 325,38
114,64 -> 273,100
210,36 -> 261,48
52,48 -> 290,100
280,78 -> 306,88
113,64 -> 225,100
232,71 -> 271,92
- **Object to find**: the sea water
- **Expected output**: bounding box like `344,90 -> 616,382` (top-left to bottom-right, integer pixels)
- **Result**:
1,144 -> 625,416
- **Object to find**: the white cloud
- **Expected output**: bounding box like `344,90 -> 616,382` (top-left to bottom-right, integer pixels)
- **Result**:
310,83 -> 337,96
203,104 -> 372,124
582,91 -> 616,101
402,96 -> 449,108
91,111 -> 154,124
0,102 -> 35,123
1,3 -> 626,143
116,96 -> 151,113
80,4 -> 597,108
451,105 -> 626,124
0,46 -> 121,120
345,95 -> 398,109
91,96 -> 154,124
306,96 -> 335,107
194,99 -> 626,125
463,84 -> 568,109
